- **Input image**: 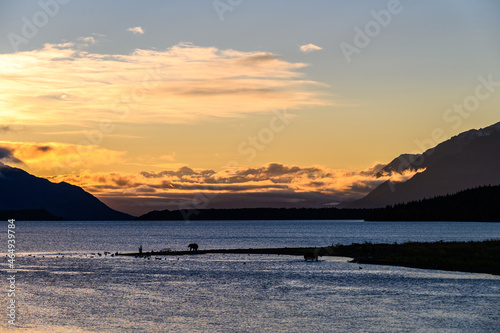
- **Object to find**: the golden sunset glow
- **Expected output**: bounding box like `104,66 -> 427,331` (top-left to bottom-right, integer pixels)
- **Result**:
1,1 -> 499,215
0,141 -> 126,171
43,163 -> 423,214
0,41 -> 329,127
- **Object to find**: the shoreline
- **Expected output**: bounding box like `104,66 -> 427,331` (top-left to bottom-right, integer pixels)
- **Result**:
117,240 -> 500,276
117,247 -> 319,257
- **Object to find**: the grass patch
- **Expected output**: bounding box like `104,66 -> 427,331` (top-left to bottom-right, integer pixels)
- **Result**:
330,239 -> 500,275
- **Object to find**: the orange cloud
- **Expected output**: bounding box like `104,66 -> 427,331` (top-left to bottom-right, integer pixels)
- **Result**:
0,42 -> 330,127
46,162 -> 423,214
299,43 -> 323,53
127,27 -> 144,35
0,141 -> 126,173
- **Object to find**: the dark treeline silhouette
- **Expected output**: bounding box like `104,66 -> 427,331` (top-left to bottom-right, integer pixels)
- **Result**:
137,185 -> 500,221
334,239 -> 500,275
367,185 -> 500,222
0,209 -> 64,221
136,207 -> 375,221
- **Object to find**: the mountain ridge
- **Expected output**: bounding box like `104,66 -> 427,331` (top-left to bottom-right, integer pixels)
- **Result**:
348,121 -> 500,208
0,162 -> 133,220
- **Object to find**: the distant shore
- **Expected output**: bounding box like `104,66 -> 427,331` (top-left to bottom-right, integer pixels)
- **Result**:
117,239 -> 500,276
332,239 -> 500,276
133,185 -> 500,222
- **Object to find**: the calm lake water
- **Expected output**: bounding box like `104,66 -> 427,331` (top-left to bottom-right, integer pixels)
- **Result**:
1,220 -> 499,332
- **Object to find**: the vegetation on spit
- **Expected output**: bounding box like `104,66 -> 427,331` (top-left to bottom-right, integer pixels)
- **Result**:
119,239 -> 500,276
331,239 -> 500,275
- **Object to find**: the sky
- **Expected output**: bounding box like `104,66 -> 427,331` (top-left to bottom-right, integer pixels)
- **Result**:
1,0 -> 500,215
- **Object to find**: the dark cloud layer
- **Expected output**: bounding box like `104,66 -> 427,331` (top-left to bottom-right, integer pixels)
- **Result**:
36,146 -> 53,152
0,147 -> 22,164
50,162 -> 423,216
0,126 -> 13,132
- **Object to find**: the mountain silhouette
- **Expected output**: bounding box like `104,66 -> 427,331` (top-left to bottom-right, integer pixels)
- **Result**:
136,207 -> 374,221
0,162 -> 132,220
348,121 -> 500,208
0,209 -> 63,221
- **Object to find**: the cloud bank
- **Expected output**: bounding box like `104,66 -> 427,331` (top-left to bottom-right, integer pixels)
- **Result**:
0,146 -> 22,164
0,141 -> 126,172
0,41 -> 329,127
47,162 -> 422,215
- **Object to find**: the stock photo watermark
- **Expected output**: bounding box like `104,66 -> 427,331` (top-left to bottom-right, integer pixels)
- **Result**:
339,0 -> 410,64
51,65 -> 163,172
237,108 -> 291,162
443,74 -> 500,130
388,73 -> 499,191
213,0 -> 243,21
415,74 -> 499,160
7,0 -> 71,52
6,219 -> 17,326
179,108 -> 292,221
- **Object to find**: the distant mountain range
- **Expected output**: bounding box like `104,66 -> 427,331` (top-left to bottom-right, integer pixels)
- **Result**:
0,162 -> 132,220
136,185 -> 500,222
2,121 -> 499,220
0,209 -> 63,221
348,121 -> 500,208
136,207 -> 374,221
